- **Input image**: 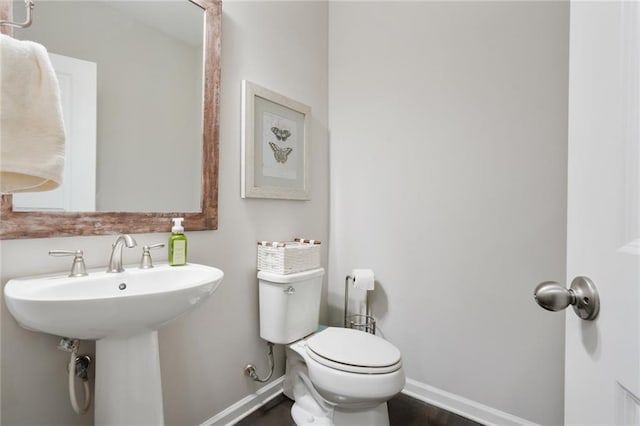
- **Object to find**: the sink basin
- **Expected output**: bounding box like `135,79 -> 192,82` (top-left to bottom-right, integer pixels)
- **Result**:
4,262 -> 223,426
4,263 -> 223,339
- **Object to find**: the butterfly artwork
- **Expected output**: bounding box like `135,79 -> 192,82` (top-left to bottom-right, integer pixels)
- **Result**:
271,126 -> 292,142
269,142 -> 293,164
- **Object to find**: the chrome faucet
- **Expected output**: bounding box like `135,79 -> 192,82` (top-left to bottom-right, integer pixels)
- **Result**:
107,234 -> 137,273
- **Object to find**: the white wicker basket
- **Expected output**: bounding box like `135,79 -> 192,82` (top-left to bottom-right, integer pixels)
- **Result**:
257,239 -> 321,274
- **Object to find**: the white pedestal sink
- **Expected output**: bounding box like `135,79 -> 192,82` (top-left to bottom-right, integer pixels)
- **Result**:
4,263 -> 223,426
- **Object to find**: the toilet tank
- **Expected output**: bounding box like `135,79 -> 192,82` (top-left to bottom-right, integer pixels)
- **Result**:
258,268 -> 324,344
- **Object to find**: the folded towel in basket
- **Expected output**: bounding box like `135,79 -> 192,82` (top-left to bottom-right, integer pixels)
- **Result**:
0,34 -> 65,193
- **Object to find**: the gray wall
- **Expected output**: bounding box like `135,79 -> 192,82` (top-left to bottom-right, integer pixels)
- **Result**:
1,2 -> 329,425
327,2 -> 569,424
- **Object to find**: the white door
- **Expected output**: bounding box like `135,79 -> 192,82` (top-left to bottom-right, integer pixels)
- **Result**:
565,1 -> 640,424
12,53 -> 97,212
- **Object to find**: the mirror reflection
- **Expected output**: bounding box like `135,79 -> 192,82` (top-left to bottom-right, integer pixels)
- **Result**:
12,0 -> 204,212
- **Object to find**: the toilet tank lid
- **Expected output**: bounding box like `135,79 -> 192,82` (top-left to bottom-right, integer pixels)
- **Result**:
257,268 -> 325,283
307,327 -> 401,368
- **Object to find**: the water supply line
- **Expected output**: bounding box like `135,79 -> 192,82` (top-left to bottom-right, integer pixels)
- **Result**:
244,342 -> 275,383
58,338 -> 92,415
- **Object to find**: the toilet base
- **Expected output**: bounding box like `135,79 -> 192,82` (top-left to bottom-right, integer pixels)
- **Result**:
291,400 -> 390,426
334,403 -> 390,426
291,400 -> 332,426
285,344 -> 392,426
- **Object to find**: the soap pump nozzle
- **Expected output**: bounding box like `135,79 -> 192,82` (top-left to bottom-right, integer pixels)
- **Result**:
171,217 -> 184,234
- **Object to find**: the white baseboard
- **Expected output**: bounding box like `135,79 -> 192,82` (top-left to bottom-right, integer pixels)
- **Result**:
199,376 -> 285,426
199,375 -> 537,426
402,378 -> 538,426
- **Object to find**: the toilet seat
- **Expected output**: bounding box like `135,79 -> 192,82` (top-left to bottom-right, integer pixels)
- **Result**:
305,327 -> 402,374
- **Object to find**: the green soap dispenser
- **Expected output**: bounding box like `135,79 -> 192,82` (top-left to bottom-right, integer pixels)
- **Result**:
168,217 -> 187,266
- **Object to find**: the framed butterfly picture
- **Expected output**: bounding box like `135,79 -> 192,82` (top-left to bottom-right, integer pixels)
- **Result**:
241,80 -> 311,200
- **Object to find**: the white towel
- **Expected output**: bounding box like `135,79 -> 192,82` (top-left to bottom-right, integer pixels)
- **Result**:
0,34 -> 65,193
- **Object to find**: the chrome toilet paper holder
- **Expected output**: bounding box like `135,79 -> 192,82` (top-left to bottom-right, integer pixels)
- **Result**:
344,274 -> 376,335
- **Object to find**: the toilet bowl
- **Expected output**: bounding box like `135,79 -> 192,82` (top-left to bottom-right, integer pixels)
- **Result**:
284,327 -> 405,425
258,268 -> 405,425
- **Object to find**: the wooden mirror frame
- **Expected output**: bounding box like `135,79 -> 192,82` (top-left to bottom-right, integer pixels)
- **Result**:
0,0 -> 220,239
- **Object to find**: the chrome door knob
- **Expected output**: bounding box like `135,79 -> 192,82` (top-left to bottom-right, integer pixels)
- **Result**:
534,281 -> 575,311
534,276 -> 600,320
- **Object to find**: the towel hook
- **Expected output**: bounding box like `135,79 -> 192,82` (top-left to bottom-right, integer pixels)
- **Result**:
0,0 -> 35,29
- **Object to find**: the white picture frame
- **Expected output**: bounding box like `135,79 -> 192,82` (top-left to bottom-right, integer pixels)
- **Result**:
241,80 -> 311,200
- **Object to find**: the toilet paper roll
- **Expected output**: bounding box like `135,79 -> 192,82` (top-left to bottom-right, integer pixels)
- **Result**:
351,269 -> 375,291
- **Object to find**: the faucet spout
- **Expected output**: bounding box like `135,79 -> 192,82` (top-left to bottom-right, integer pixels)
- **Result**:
107,234 -> 137,273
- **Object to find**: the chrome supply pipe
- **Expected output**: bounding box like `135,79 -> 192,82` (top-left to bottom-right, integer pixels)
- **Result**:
58,338 -> 92,415
244,342 -> 275,383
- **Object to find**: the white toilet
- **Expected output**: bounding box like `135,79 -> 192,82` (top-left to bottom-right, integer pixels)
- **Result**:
258,268 -> 405,426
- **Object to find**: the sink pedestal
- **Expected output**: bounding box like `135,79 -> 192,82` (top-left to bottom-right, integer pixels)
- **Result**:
95,331 -> 164,426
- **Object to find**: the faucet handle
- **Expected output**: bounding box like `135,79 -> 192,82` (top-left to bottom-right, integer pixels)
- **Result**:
140,243 -> 165,269
49,250 -> 88,277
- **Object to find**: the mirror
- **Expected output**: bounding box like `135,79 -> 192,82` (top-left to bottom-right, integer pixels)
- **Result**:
0,0 -> 220,239
12,0 -> 204,213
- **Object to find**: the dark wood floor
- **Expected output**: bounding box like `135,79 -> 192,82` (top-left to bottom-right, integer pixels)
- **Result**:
235,393 -> 481,426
